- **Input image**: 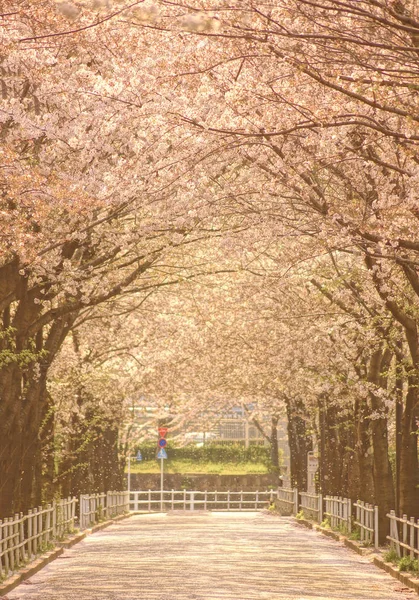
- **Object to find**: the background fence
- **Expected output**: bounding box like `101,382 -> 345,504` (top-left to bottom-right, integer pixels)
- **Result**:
0,497 -> 77,579
387,510 -> 419,559
296,492 -> 380,550
300,492 -> 323,523
276,487 -> 298,515
79,491 -> 129,530
0,491 -> 129,580
324,496 -> 352,533
129,489 -> 275,512
353,500 -> 379,549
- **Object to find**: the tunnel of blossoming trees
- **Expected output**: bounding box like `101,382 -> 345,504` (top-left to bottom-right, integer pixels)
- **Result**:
0,0 -> 418,536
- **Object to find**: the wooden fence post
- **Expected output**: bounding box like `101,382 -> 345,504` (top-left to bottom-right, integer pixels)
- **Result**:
318,494 -> 323,524
374,506 -> 379,549
0,520 -> 3,579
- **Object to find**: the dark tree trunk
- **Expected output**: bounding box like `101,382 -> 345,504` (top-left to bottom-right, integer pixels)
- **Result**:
368,347 -> 395,543
400,374 -> 419,518
285,397 -> 313,492
318,396 -> 352,496
354,395 -> 374,504
270,415 -> 280,471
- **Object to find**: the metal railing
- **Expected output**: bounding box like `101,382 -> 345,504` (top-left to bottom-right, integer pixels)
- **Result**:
130,489 -> 275,512
0,497 -> 77,579
276,487 -> 298,515
387,510 -> 419,559
354,500 -> 378,549
79,491 -> 129,530
300,492 -> 323,523
324,496 -> 352,533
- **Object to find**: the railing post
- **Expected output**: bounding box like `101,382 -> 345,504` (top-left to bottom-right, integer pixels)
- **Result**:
33,509 -> 38,555
45,505 -> 51,546
190,491 -> 194,512
106,491 -> 110,519
360,502 -> 365,543
318,494 -> 323,524
402,514 -> 408,557
4,519 -> 10,574
347,498 -> 352,533
374,506 -> 379,549
227,490 -> 230,511
409,517 -> 415,558
294,489 -> 298,516
27,510 -> 33,558
79,495 -> 83,530
0,520 -> 3,579
19,513 -> 25,563
13,514 -> 19,567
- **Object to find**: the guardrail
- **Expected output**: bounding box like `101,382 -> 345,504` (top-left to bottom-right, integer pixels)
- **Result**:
130,489 -> 275,512
0,497 -> 77,579
276,488 -> 298,515
300,492 -> 323,523
79,491 -> 129,530
324,496 -> 352,533
387,510 -> 419,559
354,500 -> 378,549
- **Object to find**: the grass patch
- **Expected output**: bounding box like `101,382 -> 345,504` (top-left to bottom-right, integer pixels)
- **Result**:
383,548 -> 419,574
127,459 -> 269,475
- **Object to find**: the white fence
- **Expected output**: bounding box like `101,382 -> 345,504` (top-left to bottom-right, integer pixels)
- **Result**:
354,500 -> 378,549
300,492 -> 323,523
387,510 -> 419,559
0,497 -> 77,579
130,489 -> 275,512
324,496 -> 352,533
276,487 -> 298,515
79,491 -> 129,530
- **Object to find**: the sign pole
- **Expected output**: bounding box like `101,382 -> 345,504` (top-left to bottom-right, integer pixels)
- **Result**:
160,457 -> 164,511
157,426 -> 168,512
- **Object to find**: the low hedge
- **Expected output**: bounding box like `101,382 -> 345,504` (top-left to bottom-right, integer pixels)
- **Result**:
134,442 -> 272,465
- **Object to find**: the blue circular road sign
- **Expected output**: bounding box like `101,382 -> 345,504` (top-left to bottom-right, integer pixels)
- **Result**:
158,438 -> 167,448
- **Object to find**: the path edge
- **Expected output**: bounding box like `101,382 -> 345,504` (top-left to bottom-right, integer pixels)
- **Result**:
0,513 -> 134,597
294,517 -> 419,595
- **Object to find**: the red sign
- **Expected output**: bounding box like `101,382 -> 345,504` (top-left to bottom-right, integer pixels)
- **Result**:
158,427 -> 168,439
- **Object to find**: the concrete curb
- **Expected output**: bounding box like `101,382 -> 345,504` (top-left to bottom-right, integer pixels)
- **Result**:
373,556 -> 419,594
0,548 -> 64,596
294,517 -> 419,595
294,517 -> 313,530
0,513 -> 133,597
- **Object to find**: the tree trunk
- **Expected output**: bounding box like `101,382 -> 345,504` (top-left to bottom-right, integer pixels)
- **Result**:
285,397 -> 313,492
354,395 -> 375,504
368,347 -> 395,543
270,415 -> 280,471
400,375 -> 419,518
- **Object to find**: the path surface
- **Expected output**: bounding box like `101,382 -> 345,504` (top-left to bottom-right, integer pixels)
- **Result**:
8,512 -> 414,600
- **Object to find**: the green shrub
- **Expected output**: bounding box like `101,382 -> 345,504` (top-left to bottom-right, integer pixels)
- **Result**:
383,548 -> 399,564
134,442 -> 272,465
321,517 -> 331,529
398,556 -> 419,573
348,527 -> 360,541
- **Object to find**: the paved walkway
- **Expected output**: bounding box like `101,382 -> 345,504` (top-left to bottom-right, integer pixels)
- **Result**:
8,512 -> 414,600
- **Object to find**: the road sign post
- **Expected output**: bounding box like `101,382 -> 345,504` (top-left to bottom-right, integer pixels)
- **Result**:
157,428 -> 168,511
